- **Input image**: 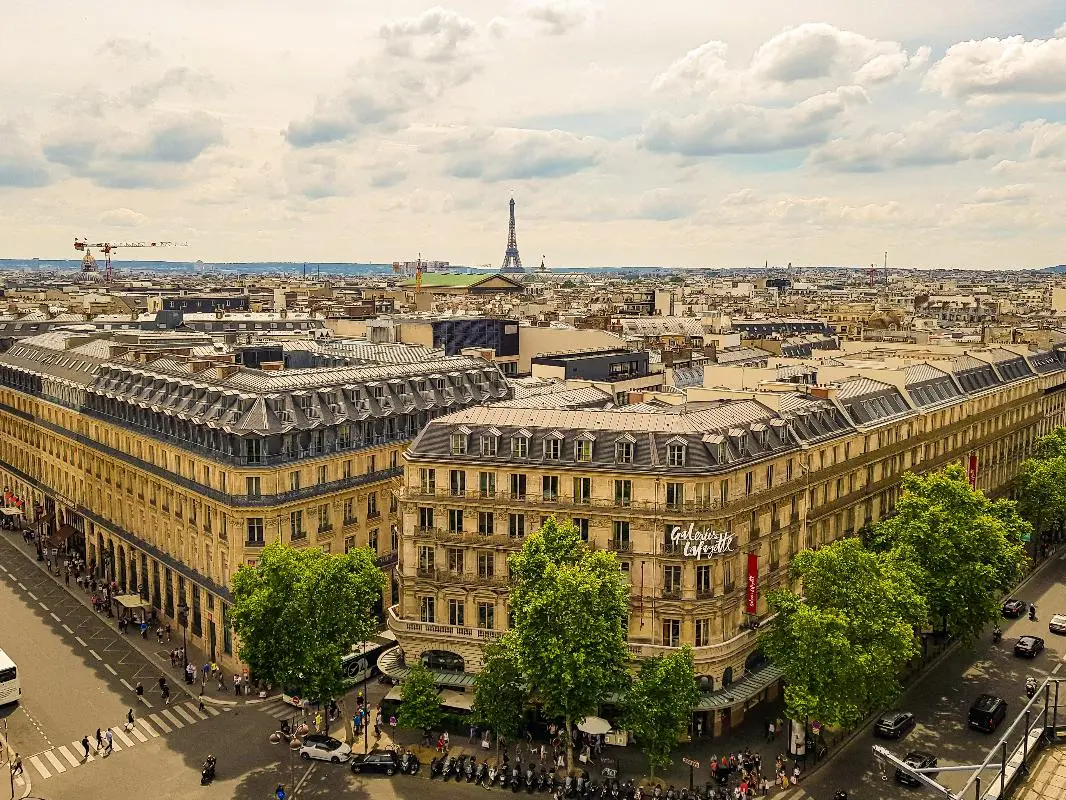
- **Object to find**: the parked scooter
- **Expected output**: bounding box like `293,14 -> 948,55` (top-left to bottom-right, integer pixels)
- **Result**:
1027,675 -> 1038,699
200,755 -> 216,785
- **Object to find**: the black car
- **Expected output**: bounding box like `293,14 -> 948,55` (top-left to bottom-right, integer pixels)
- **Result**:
874,711 -> 916,739
895,751 -> 937,787
1002,599 -> 1027,618
351,750 -> 400,776
1014,635 -> 1045,658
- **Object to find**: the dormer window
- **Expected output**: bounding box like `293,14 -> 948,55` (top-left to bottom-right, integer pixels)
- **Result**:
615,441 -> 634,464
481,434 -> 498,456
450,433 -> 467,455
512,436 -> 529,458
545,434 -> 563,460
667,442 -> 686,467
575,440 -> 593,462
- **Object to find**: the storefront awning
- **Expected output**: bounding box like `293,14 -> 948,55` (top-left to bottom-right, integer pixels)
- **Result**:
45,524 -> 81,546
114,593 -> 150,610
0,508 -> 21,516
696,662 -> 785,711
377,646 -> 478,688
438,689 -> 474,711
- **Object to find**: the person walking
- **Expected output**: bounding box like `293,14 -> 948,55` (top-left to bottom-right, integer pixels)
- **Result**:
10,753 -> 22,778
218,670 -> 226,692
95,728 -> 103,751
234,673 -> 242,695
105,728 -> 114,755
81,736 -> 91,760
162,684 -> 171,705
125,708 -> 135,732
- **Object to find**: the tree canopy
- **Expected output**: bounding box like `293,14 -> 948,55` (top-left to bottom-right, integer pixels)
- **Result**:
621,646 -> 702,777
507,517 -> 630,769
760,537 -> 926,727
398,662 -> 441,732
869,464 -> 1029,639
473,639 -> 528,746
1034,427 -> 1066,460
229,541 -> 386,708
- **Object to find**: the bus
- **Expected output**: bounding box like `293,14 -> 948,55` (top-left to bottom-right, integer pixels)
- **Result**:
281,631 -> 396,709
0,649 -> 20,706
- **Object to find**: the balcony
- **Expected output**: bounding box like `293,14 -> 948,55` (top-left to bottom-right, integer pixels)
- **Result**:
661,588 -> 682,600
609,539 -> 632,553
245,538 -> 265,549
387,604 -> 504,642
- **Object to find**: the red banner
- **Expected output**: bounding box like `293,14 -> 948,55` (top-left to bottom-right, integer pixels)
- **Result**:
746,552 -> 759,614
967,453 -> 978,489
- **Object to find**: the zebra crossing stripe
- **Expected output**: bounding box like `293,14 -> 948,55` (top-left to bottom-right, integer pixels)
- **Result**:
137,718 -> 160,738
44,750 -> 66,773
185,700 -> 209,720
173,705 -> 198,724
58,746 -> 80,768
130,726 -> 148,743
114,728 -> 136,747
160,709 -> 185,728
205,705 -> 221,716
148,713 -> 172,734
29,755 -> 51,779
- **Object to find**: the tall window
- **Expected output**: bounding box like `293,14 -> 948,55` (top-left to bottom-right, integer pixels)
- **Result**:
615,441 -> 634,464
509,513 -> 525,538
512,437 -> 529,458
663,565 -> 682,594
289,510 -> 305,540
419,596 -> 435,623
572,517 -> 589,541
666,443 -> 685,466
418,546 -> 434,571
614,480 -> 631,507
448,548 -> 464,574
448,509 -> 464,533
666,482 -> 684,509
509,473 -> 526,500
450,433 -> 467,455
317,465 -> 328,485
191,586 -> 202,636
246,517 -> 264,545
448,599 -> 465,627
573,477 -> 591,504
289,471 -> 300,492
344,498 -> 356,523
542,475 -> 559,501
477,551 -> 494,578
481,435 -> 498,456
696,564 -> 712,596
367,493 -> 379,518
245,476 -> 261,498
545,438 -> 562,459
745,471 -> 754,495
479,471 -> 496,497
695,618 -> 710,648
613,520 -> 630,549
419,468 -> 436,494
418,507 -> 434,530
662,618 -> 680,647
575,440 -> 592,462
450,470 -> 466,496
317,504 -> 330,532
478,511 -> 494,535
477,602 -> 495,630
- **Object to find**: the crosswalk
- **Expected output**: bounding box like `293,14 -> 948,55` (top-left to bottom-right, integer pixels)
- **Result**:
24,701 -> 223,781
258,697 -> 305,721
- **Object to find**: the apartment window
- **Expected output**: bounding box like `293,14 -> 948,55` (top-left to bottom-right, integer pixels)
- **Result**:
545,438 -> 562,460
191,587 -> 202,637
767,464 -> 775,488
451,433 -> 467,455
367,493 -> 379,518
477,551 -> 494,578
615,440 -> 634,464
723,559 -> 734,591
770,538 -> 781,569
419,596 -> 435,623
289,471 -> 300,492
572,477 -> 592,504
219,515 -> 228,541
512,437 -> 529,458
478,511 -> 494,535
510,473 -> 527,500
368,455 -> 377,473
448,548 -> 464,574
289,510 -> 305,540
613,520 -> 630,549
695,618 -> 710,648
662,618 -> 681,647
245,476 -> 261,498
744,471 -> 754,495
481,435 -> 498,456
419,468 -> 436,494
666,482 -> 684,509
663,565 -> 682,594
614,479 -> 632,507
246,518 -> 264,545
342,460 -> 352,479
479,471 -> 496,497
448,509 -> 464,533
450,470 -> 466,496
509,513 -> 526,538
344,498 -> 356,524
667,443 -> 686,467
344,536 -> 356,553
317,504 -> 330,532
477,602 -> 495,630
720,479 -> 729,506
418,546 -> 434,571
696,564 -> 712,596
448,599 -> 465,627
786,459 -> 794,482
572,517 -> 589,541
542,475 -> 559,501
575,440 -> 592,462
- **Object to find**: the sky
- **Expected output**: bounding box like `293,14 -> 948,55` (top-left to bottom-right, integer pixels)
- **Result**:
2,1 -> 1066,269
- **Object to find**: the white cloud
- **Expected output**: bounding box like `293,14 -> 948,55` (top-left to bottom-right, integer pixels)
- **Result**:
525,0 -> 594,36
99,208 -> 147,227
651,41 -> 730,94
97,37 -> 160,62
972,184 -> 1034,204
751,23 -> 912,84
925,30 -> 1066,101
380,6 -> 479,62
433,127 -> 605,182
641,85 -> 868,157
125,68 -> 226,109
0,122 -> 53,188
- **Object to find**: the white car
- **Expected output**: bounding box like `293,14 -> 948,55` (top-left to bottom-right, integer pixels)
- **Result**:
299,734 -> 352,763
1049,614 -> 1066,635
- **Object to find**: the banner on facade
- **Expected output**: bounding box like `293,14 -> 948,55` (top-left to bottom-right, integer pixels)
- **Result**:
967,453 -> 978,489
745,552 -> 758,614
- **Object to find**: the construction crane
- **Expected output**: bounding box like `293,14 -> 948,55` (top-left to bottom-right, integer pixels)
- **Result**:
73,238 -> 187,283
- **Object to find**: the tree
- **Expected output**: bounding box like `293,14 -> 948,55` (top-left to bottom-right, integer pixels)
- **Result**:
621,646 -> 701,778
760,537 -> 926,728
1033,427 -> 1066,460
507,518 -> 630,772
398,662 -> 441,733
472,639 -> 528,755
229,541 -> 385,741
870,465 -> 1029,640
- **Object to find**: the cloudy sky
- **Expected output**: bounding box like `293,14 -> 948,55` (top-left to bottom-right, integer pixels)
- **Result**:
2,1 -> 1065,268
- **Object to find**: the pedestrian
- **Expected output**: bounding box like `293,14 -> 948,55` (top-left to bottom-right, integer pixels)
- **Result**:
156,626 -> 164,644
218,671 -> 225,692
198,695 -> 206,713
442,729 -> 448,749
162,684 -> 171,705
766,720 -> 775,742
186,662 -> 195,684
374,712 -> 382,739
81,736 -> 91,759
233,673 -> 241,695
136,682 -> 144,698
469,723 -> 477,744
166,623 -> 172,642
314,711 -> 323,733
437,733 -> 445,753
158,676 -> 167,692
792,765 -> 801,784
126,708 -> 135,731
202,664 -> 209,688
105,728 -> 114,754
10,752 -> 22,778
140,620 -> 148,639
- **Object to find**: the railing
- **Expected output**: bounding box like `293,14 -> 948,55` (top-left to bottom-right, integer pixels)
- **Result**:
609,539 -> 632,553
661,588 -> 682,600
386,604 -> 504,641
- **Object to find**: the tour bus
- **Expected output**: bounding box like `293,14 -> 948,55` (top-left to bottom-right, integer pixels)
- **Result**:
281,631 -> 397,709
0,649 -> 20,706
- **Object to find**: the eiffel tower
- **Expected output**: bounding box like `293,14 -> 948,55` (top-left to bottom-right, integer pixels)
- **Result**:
500,197 -> 524,274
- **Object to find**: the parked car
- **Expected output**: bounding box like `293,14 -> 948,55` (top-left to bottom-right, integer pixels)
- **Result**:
350,750 -> 401,776
895,751 -> 937,787
1048,614 -> 1066,635
1001,599 -> 1027,618
299,734 -> 352,764
968,694 -> 1008,733
874,711 -> 916,739
1014,635 -> 1045,658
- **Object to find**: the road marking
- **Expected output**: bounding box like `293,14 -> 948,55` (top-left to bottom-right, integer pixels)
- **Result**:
105,664 -> 117,675
29,755 -> 51,779
140,696 -> 155,709
130,727 -> 148,743
137,719 -> 160,738
45,750 -> 67,773
160,708 -> 185,728
174,705 -> 198,724
75,636 -> 87,646
88,649 -> 101,660
294,763 -> 316,795
17,582 -> 25,589
120,678 -> 135,692
114,728 -> 136,747
1053,663 -> 1062,675
185,700 -> 209,720
205,705 -> 221,716
59,746 -> 81,767
0,565 -> 7,572
50,612 -> 61,622
62,623 -> 73,633
27,591 -> 36,600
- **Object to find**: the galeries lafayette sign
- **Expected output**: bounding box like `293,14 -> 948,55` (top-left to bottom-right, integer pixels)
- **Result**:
669,524 -> 736,558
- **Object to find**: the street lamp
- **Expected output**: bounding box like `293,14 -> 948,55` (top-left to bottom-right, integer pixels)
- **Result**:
269,723 -> 308,793
177,599 -> 189,671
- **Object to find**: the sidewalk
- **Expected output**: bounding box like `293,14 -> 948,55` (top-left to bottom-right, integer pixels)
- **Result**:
1015,744 -> 1066,800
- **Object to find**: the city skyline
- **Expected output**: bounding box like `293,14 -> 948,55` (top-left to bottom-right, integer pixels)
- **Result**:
2,1 -> 1066,268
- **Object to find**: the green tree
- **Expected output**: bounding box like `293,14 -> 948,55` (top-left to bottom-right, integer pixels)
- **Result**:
621,646 -> 701,778
507,518 -> 630,772
1034,427 -> 1066,460
870,465 -> 1029,639
760,537 -> 926,727
229,541 -> 385,741
472,639 -> 528,756
1015,456 -> 1066,542
398,662 -> 442,733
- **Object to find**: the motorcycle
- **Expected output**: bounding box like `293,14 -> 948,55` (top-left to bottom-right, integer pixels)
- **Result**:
442,755 -> 455,781
1030,604 -> 1038,621
1026,675 -> 1038,699
511,766 -> 522,793
539,768 -> 551,793
466,756 -> 477,783
475,762 -> 488,786
430,757 -> 443,779
400,750 -> 419,775
992,625 -> 1002,643
526,766 -> 537,793
200,755 -> 216,786
564,775 -> 575,797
